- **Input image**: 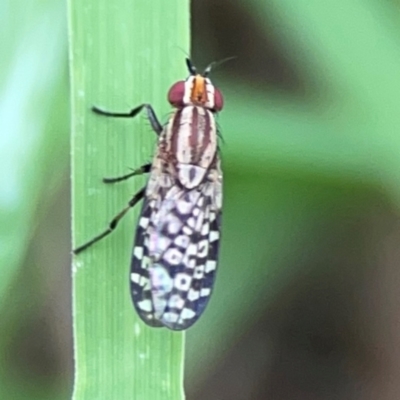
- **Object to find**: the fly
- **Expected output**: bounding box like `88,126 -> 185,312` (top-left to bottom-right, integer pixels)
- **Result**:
74,58 -> 224,330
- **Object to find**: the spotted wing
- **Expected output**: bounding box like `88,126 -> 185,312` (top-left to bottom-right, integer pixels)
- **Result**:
129,195 -> 164,328
130,161 -> 222,330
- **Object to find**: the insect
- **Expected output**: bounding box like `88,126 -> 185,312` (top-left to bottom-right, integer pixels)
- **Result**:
74,58 -> 224,330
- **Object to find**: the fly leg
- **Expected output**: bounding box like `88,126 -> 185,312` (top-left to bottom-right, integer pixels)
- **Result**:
92,104 -> 162,135
73,187 -> 146,254
102,163 -> 151,183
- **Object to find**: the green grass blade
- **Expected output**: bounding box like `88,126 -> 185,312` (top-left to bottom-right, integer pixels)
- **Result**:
68,1 -> 189,398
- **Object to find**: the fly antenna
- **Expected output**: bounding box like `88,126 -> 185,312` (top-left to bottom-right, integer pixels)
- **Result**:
186,58 -> 197,75
203,56 -> 237,77
175,46 -> 190,59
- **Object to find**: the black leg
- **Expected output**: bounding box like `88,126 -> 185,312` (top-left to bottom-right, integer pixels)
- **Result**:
73,187 -> 146,254
92,104 -> 163,135
103,163 -> 151,184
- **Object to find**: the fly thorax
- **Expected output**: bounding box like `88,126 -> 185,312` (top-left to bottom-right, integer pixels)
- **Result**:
167,106 -> 217,189
168,106 -> 217,164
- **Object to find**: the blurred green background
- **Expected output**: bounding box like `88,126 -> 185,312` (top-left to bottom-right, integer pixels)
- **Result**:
2,0 -> 400,399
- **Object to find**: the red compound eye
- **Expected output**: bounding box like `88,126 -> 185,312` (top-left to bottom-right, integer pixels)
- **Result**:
213,87 -> 224,111
168,81 -> 185,107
